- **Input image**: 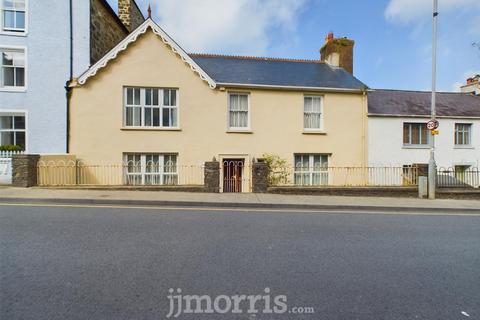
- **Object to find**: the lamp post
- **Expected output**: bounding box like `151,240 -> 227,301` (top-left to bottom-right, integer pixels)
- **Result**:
428,0 -> 438,199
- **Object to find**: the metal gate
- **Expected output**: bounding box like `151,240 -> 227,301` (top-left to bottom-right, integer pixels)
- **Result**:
0,157 -> 12,184
222,159 -> 246,193
0,151 -> 23,185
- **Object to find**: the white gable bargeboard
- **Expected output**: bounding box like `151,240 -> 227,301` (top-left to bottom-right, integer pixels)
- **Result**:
77,19 -> 216,89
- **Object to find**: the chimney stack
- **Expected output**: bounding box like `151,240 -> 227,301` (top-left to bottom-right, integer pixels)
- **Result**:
320,32 -> 355,74
118,0 -> 144,32
461,75 -> 480,96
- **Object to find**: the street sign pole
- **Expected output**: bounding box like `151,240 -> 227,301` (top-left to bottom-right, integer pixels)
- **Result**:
428,0 -> 438,199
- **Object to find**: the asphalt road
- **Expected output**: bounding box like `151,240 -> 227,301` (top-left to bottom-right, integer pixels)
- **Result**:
1,204 -> 479,320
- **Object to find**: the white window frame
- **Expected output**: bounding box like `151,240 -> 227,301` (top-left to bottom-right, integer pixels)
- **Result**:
0,45 -> 27,92
403,122 -> 429,146
123,87 -> 179,129
0,0 -> 27,35
294,154 -> 329,186
303,95 -> 324,131
227,92 -> 251,131
454,123 -> 472,146
0,111 -> 26,150
123,153 -> 178,185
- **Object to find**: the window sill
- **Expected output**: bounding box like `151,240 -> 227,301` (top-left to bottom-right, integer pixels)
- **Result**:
402,145 -> 430,149
121,127 -> 182,132
303,130 -> 327,135
0,87 -> 27,93
0,31 -> 27,37
453,146 -> 475,149
226,129 -> 253,134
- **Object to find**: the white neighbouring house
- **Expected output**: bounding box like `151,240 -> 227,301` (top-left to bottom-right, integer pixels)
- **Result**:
368,89 -> 480,184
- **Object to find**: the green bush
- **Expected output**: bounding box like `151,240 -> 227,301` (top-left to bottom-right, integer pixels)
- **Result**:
262,153 -> 290,186
0,145 -> 23,152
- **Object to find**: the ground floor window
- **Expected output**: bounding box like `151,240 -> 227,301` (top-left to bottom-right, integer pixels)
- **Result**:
294,154 -> 329,186
124,154 -> 177,185
0,114 -> 25,150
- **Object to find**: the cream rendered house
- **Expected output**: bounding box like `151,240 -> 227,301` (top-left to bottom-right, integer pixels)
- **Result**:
68,19 -> 368,192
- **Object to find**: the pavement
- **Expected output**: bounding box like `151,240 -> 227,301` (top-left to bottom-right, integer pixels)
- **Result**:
0,186 -> 479,213
1,204 -> 479,320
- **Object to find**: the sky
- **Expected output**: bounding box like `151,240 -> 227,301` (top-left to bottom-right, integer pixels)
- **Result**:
106,0 -> 480,92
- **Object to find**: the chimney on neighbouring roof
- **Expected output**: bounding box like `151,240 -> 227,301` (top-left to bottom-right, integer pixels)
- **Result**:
320,32 -> 355,74
118,0 -> 144,32
461,74 -> 480,96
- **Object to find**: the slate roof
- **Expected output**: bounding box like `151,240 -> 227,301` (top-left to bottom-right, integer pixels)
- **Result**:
190,54 -> 367,91
368,90 -> 480,117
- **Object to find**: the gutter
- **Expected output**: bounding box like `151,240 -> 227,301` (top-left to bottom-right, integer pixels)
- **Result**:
217,82 -> 370,94
367,113 -> 480,120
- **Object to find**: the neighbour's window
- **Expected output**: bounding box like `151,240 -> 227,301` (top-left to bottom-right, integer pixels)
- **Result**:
1,48 -> 25,88
124,154 -> 178,185
454,123 -> 472,146
124,87 -> 178,128
228,93 -> 249,130
0,114 -> 25,150
2,0 -> 26,32
403,123 -> 429,146
294,154 -> 328,186
304,96 -> 323,130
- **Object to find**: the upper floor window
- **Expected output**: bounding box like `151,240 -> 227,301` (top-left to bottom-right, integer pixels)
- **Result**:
228,93 -> 250,130
1,48 -> 25,89
2,0 -> 26,32
403,123 -> 429,146
0,114 -> 25,150
455,123 -> 472,146
124,87 -> 178,128
304,96 -> 323,130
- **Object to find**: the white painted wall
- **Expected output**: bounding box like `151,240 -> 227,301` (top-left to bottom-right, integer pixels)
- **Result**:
368,117 -> 480,169
0,0 -> 90,153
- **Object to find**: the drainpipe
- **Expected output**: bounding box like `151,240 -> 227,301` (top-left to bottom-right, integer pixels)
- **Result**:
65,0 -> 73,153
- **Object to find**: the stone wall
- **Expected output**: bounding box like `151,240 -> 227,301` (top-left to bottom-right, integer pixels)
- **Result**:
204,161 -> 220,193
90,0 -> 129,64
252,162 -> 269,193
268,186 -> 418,198
12,154 -> 40,187
118,0 -> 145,32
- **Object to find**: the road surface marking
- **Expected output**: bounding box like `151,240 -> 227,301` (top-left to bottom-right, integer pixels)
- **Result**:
0,202 -> 479,216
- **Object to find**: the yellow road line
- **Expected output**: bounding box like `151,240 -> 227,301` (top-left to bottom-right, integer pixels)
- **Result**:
0,202 -> 479,216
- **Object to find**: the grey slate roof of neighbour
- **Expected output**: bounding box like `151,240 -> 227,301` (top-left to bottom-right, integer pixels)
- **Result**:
368,90 -> 480,117
190,54 -> 368,91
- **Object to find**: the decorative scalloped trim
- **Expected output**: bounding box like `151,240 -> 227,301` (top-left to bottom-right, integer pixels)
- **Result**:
77,19 -> 217,89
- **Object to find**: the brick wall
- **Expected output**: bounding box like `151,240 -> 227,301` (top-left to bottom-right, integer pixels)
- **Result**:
90,0 -> 129,64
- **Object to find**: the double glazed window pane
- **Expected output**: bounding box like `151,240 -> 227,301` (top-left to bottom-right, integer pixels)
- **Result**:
304,97 -> 322,129
455,124 -> 471,145
294,154 -> 328,186
3,0 -> 25,31
403,123 -> 428,145
1,50 -> 25,87
124,154 -> 178,185
0,115 -> 26,149
125,88 -> 178,127
229,94 -> 248,128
